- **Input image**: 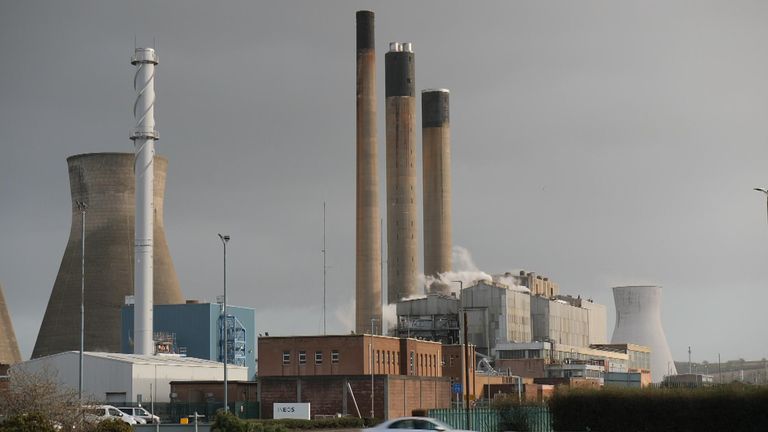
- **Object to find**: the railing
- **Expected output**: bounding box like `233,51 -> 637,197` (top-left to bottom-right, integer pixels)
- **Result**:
428,406 -> 552,432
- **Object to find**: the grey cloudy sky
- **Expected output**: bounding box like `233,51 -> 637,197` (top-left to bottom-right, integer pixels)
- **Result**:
2,0 -> 768,363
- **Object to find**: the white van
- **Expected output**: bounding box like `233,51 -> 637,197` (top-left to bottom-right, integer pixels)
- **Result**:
117,406 -> 160,424
82,405 -> 138,425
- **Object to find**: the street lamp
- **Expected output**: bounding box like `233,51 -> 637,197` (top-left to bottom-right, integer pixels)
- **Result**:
218,233 -> 230,412
451,280 -> 470,430
75,200 -> 87,402
370,318 -> 379,419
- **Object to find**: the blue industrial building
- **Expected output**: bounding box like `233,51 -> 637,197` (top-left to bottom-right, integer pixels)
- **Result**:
121,302 -> 256,379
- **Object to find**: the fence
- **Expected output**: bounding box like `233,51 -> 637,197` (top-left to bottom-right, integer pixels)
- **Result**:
118,401 -> 259,424
428,407 -> 552,432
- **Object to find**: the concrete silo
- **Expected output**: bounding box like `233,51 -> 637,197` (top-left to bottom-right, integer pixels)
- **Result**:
611,285 -> 677,382
32,153 -> 183,358
0,284 -> 22,365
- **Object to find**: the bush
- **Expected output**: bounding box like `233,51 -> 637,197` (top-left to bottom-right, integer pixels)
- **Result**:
247,417 -> 364,430
213,411 -> 248,432
0,413 -> 57,432
94,419 -> 133,432
548,385 -> 768,432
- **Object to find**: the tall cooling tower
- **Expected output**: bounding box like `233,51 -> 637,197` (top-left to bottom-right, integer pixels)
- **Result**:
32,153 -> 183,358
0,284 -> 21,365
611,285 -> 677,381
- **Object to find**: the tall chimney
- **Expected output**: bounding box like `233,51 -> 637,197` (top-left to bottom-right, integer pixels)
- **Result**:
355,11 -> 382,334
386,42 -> 418,302
422,89 -> 452,294
130,47 -> 158,355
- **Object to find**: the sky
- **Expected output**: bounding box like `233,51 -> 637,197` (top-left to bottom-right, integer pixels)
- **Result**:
1,0 -> 768,363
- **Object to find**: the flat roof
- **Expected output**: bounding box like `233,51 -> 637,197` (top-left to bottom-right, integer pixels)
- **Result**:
26,351 -> 246,368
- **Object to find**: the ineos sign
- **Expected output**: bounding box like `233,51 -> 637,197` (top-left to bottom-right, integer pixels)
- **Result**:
273,403 -> 310,419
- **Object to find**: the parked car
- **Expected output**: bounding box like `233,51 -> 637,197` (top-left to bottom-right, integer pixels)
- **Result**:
117,406 -> 160,424
366,417 -> 475,432
82,405 -> 138,425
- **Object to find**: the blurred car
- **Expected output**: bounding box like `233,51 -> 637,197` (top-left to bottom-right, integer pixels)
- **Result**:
366,417 -> 475,432
117,406 -> 159,424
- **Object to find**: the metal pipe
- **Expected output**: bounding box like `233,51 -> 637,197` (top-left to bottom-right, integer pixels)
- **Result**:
355,10 -> 382,334
131,47 -> 159,355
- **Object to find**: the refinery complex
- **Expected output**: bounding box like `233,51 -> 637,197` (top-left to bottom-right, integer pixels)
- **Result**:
1,7 -> 750,425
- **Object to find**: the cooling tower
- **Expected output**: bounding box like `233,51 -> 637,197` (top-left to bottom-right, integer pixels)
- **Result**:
611,285 -> 677,382
0,284 -> 22,365
32,153 -> 183,358
355,10 -> 382,334
386,42 -> 418,303
422,89 -> 452,295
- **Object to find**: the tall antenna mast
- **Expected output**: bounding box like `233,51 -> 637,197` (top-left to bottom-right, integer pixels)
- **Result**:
323,202 -> 327,335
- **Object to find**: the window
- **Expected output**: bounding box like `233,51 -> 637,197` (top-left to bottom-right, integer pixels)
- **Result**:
282,351 -> 291,365
299,351 -> 306,364
315,351 -> 323,364
410,351 -> 415,373
377,350 -> 380,364
332,350 -> 339,363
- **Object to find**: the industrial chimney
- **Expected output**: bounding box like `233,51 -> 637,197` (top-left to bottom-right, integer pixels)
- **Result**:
386,42 -> 418,303
130,47 -> 158,355
611,285 -> 677,382
32,153 -> 183,358
422,89 -> 452,294
0,284 -> 21,365
355,11 -> 382,335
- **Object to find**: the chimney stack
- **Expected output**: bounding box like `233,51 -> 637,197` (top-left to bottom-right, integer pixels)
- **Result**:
355,11 -> 382,334
422,89 -> 452,293
386,42 -> 418,302
130,47 -> 159,355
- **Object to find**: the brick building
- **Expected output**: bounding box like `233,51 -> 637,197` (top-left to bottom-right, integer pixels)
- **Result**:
258,335 -> 452,419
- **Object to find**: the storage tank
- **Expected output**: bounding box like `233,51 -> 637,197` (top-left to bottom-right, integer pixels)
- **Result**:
32,153 -> 183,358
611,285 -> 676,381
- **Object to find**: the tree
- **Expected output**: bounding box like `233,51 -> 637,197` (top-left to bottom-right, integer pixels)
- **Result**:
0,412 -> 57,432
0,366 -> 92,431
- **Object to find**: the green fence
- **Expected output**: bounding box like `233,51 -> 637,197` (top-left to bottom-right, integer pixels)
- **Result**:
428,407 -> 552,432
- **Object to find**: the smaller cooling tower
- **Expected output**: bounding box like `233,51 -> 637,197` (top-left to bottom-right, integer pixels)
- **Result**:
0,284 -> 22,365
32,153 -> 183,359
611,285 -> 676,382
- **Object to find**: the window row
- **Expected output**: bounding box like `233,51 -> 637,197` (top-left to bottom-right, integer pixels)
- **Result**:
283,350 -> 339,365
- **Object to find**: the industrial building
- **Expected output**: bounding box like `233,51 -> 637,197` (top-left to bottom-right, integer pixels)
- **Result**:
395,276 -> 605,359
33,152 -> 184,359
121,302 -> 256,379
257,335 -> 457,419
0,284 -> 21,367
12,351 -> 247,403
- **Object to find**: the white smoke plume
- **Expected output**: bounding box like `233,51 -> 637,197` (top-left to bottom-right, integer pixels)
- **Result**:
334,298 -> 355,332
423,245 -> 493,295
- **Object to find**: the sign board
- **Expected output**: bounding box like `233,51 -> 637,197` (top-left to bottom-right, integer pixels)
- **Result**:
273,403 -> 311,420
452,383 -> 462,393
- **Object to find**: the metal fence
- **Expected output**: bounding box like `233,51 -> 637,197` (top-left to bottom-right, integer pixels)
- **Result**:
428,407 -> 552,432
117,401 -> 259,424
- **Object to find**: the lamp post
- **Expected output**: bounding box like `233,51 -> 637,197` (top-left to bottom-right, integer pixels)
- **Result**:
218,233 -> 230,412
75,200 -> 87,402
370,318 -> 378,419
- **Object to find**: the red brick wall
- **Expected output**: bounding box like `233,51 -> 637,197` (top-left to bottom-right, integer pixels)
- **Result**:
260,375 -> 450,420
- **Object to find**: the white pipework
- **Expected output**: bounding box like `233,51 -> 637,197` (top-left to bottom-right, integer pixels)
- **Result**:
130,47 -> 158,355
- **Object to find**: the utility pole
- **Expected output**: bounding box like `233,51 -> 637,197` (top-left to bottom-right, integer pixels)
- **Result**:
463,310 -> 471,430
323,202 -> 327,335
688,346 -> 692,374
218,233 -> 230,412
76,201 -> 87,403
